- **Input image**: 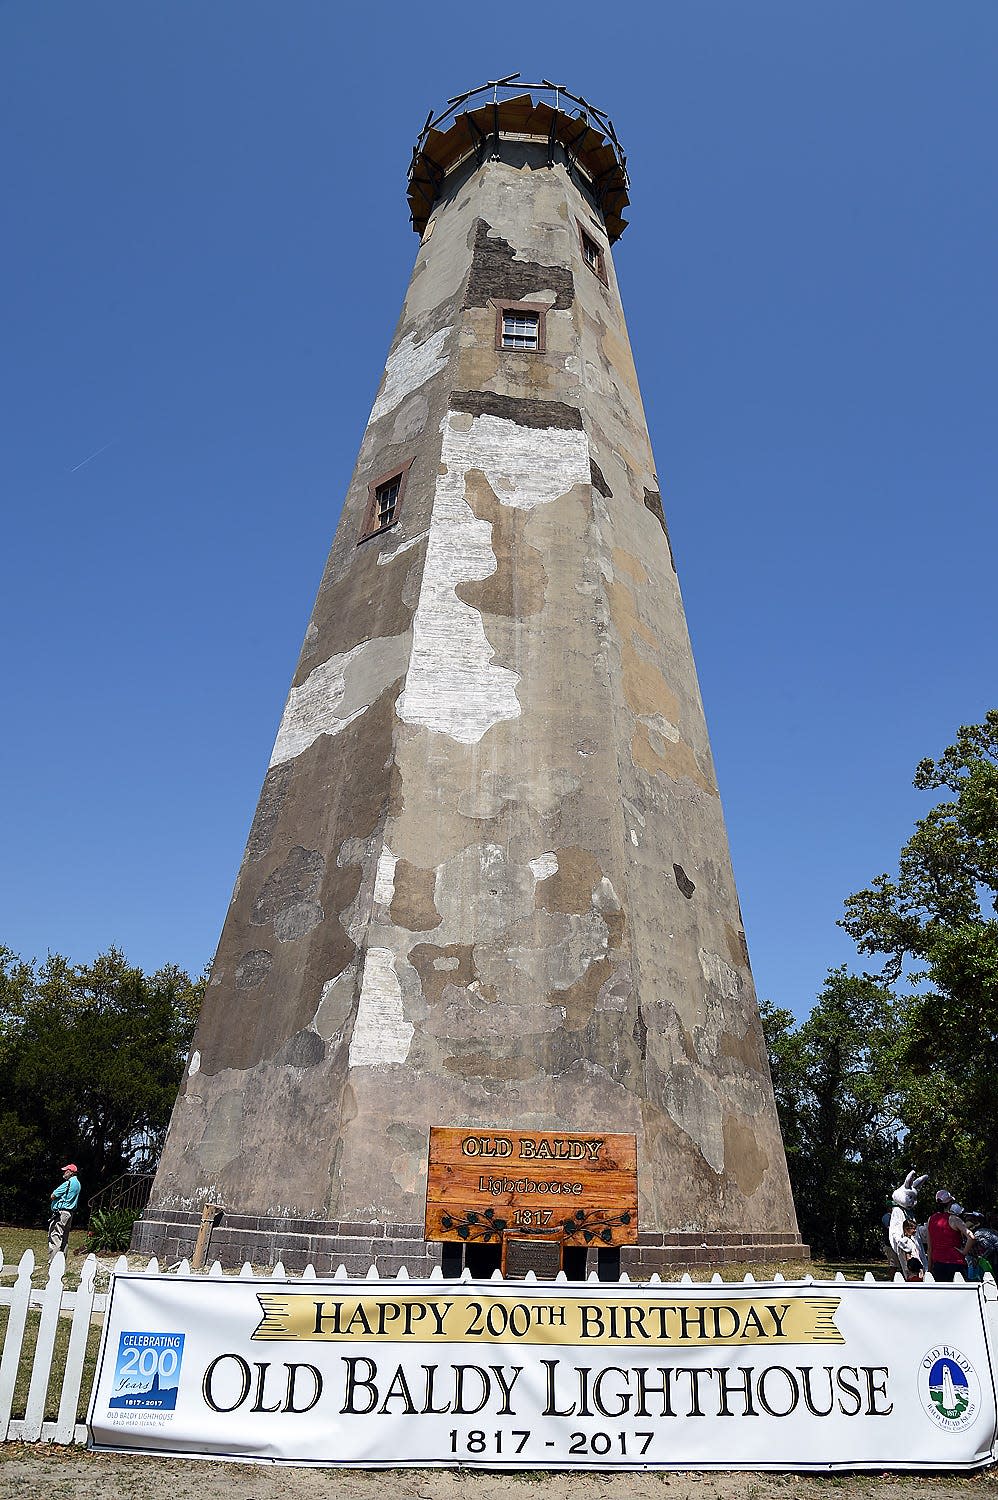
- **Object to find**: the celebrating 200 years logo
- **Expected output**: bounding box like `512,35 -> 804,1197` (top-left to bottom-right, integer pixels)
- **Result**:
919,1346 -> 981,1434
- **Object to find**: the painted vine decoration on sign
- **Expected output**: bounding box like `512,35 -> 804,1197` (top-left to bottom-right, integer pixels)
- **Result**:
439,1207 -> 633,1244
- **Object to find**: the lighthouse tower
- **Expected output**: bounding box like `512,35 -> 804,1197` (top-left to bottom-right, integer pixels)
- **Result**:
136,79 -> 805,1276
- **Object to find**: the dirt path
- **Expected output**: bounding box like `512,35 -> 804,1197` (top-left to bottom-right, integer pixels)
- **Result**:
2,1445 -> 998,1500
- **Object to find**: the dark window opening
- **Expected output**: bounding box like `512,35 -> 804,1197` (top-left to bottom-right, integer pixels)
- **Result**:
578,222 -> 608,284
441,1241 -> 502,1279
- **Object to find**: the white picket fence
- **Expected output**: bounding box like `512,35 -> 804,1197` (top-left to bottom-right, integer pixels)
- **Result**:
1,1247 -> 102,1444
0,1246 -> 297,1445
1,1244 -> 968,1449
2,1245 -> 455,1445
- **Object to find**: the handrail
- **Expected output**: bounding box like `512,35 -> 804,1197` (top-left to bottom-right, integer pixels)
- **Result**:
409,73 -> 628,187
87,1172 -> 154,1215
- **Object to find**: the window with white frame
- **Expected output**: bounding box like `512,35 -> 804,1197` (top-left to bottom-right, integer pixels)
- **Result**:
501,308 -> 540,349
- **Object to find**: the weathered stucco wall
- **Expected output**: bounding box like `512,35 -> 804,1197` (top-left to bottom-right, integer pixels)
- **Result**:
147,137 -> 799,1250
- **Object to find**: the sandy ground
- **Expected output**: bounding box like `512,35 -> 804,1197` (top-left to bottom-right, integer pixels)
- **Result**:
2,1446 -> 998,1500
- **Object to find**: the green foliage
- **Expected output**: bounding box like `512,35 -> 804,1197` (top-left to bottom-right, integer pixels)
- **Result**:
0,945 -> 204,1225
760,971 -> 904,1257
86,1205 -> 143,1254
840,710 -> 998,1205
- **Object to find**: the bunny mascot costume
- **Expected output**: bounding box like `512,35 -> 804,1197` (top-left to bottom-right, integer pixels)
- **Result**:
889,1170 -> 929,1271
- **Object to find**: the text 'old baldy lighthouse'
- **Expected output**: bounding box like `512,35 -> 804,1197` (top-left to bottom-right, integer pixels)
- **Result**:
136,79 -> 805,1276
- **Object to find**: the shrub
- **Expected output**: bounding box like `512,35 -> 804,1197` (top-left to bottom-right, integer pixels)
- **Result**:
86,1206 -> 141,1254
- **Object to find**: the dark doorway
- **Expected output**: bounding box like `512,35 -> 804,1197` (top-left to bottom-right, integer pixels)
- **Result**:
441,1241 -> 502,1278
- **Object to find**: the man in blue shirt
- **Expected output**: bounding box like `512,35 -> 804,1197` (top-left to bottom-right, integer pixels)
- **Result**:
48,1162 -> 81,1263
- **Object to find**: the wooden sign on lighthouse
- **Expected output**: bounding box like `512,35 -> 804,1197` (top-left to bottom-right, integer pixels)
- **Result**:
136,77 -> 805,1277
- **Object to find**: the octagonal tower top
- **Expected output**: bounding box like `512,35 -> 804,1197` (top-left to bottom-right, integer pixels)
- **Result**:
407,73 -> 631,242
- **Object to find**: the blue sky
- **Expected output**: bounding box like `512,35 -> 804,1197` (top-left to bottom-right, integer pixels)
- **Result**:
2,1 -> 995,1019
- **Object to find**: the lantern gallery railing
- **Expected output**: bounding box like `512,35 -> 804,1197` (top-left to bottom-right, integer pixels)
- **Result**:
406,74 -> 632,241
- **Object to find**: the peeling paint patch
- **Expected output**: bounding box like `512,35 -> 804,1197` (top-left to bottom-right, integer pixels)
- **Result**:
623,650 -> 681,723
275,1029 -> 325,1068
643,488 -> 677,571
349,948 -> 413,1066
606,578 -> 658,652
698,946 -> 742,1000
376,529 -> 429,566
451,390 -> 583,431
723,1113 -> 769,1195
464,219 -> 575,311
612,547 -> 648,585
529,852 -> 559,882
235,950 -> 272,990
370,326 -> 451,423
398,409 -> 589,743
449,410 -> 591,512
725,923 -> 751,969
250,845 -> 325,944
373,847 -> 397,906
270,634 -> 410,766
644,712 -> 680,744
315,964 -> 358,1041
196,1091 -> 243,1175
187,1050 -> 200,1077
273,899 -> 323,943
396,442 -> 516,742
390,860 -> 442,932
632,722 -> 716,794
534,846 -> 603,915
244,763 -> 293,863
457,471 -> 548,620
409,943 -> 489,1006
590,458 -> 612,498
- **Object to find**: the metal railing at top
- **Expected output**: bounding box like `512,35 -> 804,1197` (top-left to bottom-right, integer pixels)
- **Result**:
410,72 -> 629,185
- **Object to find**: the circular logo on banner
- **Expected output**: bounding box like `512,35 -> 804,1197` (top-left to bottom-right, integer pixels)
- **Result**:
919,1346 -> 981,1432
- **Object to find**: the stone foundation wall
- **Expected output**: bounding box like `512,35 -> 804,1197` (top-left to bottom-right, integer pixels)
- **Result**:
133,1210 -> 807,1280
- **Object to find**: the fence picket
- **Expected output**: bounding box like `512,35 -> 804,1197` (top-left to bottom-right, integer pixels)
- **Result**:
0,1250 -> 35,1440
23,1253 -> 66,1440
54,1254 -> 98,1444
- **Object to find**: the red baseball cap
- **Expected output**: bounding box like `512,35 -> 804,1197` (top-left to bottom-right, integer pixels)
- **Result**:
61,1163 -> 77,1174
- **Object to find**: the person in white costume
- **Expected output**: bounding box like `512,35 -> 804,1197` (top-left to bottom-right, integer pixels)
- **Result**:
888,1169 -> 929,1272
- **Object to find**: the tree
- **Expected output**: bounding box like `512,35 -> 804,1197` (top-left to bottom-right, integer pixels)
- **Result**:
0,946 -> 203,1225
840,710 -> 998,1205
760,969 -> 905,1258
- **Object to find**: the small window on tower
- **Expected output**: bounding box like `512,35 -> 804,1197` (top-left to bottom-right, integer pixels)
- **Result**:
375,474 -> 401,527
578,223 -> 607,284
502,309 -> 539,349
359,460 -> 412,543
494,300 -> 547,353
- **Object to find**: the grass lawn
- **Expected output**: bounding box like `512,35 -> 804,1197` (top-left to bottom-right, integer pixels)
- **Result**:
0,1225 -> 100,1288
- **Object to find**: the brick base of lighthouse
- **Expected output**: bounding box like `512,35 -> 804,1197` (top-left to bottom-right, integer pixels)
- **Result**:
133,1208 -> 808,1278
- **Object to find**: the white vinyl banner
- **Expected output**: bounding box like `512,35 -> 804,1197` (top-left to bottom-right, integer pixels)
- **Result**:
88,1274 -> 998,1469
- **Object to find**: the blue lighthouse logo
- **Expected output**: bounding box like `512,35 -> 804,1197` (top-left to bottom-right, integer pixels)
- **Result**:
919,1346 -> 980,1432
